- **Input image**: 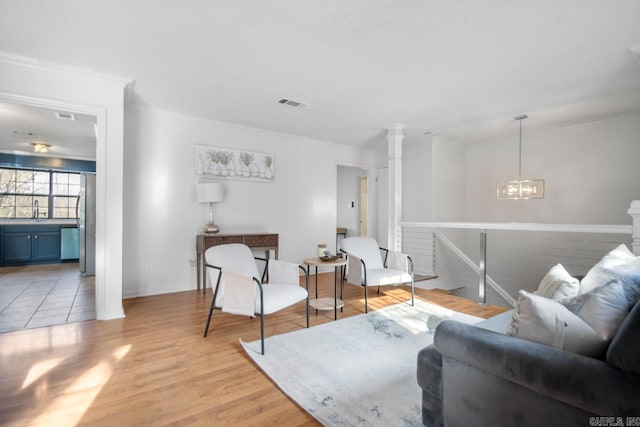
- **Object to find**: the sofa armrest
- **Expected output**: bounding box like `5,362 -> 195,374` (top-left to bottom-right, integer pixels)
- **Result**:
417,344 -> 442,395
434,320 -> 640,416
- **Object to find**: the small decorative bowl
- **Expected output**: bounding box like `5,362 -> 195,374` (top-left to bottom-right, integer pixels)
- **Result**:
319,255 -> 341,262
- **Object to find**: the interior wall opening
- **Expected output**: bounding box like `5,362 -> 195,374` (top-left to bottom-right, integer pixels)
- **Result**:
0,98 -> 98,332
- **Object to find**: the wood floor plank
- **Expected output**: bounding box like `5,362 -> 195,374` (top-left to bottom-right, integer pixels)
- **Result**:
0,269 -> 507,426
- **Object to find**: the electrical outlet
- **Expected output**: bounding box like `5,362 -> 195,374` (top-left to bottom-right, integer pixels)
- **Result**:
188,259 -> 196,267
144,262 -> 152,272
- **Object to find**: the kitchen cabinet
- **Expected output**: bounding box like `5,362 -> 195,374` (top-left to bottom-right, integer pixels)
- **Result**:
0,225 -> 61,265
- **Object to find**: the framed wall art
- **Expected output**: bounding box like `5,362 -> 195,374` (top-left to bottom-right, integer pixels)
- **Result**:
194,144 -> 275,182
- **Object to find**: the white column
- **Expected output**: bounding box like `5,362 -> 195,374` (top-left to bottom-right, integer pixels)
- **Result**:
628,200 -> 640,255
385,124 -> 407,252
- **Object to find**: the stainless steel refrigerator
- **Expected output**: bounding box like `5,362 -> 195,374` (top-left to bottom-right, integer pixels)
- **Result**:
77,173 -> 96,276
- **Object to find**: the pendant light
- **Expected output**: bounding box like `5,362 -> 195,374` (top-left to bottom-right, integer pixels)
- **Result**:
496,114 -> 544,200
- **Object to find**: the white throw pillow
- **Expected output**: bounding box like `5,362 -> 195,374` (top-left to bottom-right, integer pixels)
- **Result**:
580,244 -> 635,294
507,291 -> 606,357
535,264 -> 579,300
579,256 -> 640,308
561,280 -> 629,341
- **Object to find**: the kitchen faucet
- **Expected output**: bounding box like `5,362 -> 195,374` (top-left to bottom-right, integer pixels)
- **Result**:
33,199 -> 39,220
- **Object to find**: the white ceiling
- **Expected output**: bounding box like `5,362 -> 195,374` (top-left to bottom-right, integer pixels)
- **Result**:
0,100 -> 96,160
1,0 -> 639,149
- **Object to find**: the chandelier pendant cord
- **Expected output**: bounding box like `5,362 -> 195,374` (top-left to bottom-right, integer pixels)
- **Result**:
518,117 -> 522,180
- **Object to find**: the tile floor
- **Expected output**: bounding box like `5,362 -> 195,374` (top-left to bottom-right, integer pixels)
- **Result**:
0,263 -> 95,333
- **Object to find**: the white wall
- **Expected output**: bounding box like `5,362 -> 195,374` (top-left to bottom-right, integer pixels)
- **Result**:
465,115 -> 640,224
0,54 -> 127,320
403,137 -> 433,221
431,136 -> 467,221
429,115 -> 640,307
123,106 -> 376,297
337,165 -> 365,240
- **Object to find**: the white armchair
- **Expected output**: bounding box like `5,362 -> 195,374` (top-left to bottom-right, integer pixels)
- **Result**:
203,243 -> 309,354
340,237 -> 414,313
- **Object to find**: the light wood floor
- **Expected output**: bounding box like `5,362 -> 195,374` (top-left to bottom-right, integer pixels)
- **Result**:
0,274 -> 506,427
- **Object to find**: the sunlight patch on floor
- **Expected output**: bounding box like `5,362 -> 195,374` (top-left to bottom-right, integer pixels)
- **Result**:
28,344 -> 132,427
1,324 -> 83,357
22,357 -> 65,390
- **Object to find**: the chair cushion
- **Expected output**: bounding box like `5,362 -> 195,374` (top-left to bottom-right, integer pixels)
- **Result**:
364,268 -> 412,286
258,284 -> 307,315
268,260 -> 299,285
341,237 -> 384,269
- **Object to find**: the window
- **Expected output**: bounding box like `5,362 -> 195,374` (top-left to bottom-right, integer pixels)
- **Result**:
52,172 -> 81,219
0,168 -> 81,219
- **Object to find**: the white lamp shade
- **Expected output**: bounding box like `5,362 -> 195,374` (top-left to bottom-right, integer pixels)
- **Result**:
196,183 -> 224,203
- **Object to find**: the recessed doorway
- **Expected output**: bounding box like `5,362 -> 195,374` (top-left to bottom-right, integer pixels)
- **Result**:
0,99 -> 97,332
336,165 -> 369,251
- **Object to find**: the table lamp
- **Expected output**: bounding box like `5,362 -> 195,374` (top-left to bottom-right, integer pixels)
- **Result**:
196,182 -> 224,234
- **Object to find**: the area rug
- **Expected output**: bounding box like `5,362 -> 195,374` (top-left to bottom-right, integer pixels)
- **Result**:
241,299 -> 483,427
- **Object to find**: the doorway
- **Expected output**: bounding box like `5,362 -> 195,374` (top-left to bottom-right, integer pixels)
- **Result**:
336,165 -> 369,251
359,176 -> 368,236
0,99 -> 97,332
377,166 -> 389,249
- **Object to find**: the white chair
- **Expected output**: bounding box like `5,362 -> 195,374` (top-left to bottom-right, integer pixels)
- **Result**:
340,237 -> 414,313
203,243 -> 309,354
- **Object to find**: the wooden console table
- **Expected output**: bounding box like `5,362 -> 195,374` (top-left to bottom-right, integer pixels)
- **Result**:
196,233 -> 279,292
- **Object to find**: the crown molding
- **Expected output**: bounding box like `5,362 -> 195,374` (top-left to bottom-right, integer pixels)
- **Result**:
0,51 -> 133,88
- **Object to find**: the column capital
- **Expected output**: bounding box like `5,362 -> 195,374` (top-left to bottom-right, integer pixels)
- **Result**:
384,124 -> 408,141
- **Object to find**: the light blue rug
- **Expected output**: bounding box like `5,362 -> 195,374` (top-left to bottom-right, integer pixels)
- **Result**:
241,299 -> 482,427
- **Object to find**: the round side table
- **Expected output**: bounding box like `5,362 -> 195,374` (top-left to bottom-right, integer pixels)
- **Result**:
303,257 -> 347,320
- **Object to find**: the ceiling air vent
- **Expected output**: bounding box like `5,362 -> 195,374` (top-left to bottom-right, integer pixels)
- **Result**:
277,98 -> 310,109
55,111 -> 76,120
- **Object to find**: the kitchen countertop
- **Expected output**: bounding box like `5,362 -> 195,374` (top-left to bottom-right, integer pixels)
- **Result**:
0,219 -> 77,226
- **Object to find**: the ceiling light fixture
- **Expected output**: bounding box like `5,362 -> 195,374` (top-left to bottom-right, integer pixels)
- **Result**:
496,115 -> 544,200
32,142 -> 51,153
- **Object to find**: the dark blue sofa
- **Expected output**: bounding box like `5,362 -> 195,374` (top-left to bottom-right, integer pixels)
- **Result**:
417,299 -> 640,426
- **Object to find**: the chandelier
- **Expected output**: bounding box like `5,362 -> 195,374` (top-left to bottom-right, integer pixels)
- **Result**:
496,115 -> 544,200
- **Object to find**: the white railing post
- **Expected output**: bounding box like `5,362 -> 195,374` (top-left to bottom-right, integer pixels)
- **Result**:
432,227 -> 437,274
629,200 -> 640,256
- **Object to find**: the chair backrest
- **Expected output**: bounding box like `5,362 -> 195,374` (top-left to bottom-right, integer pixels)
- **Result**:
268,260 -> 299,285
205,243 -> 260,279
341,237 -> 384,269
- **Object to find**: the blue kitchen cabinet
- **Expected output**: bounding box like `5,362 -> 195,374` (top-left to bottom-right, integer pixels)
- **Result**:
0,225 -> 61,265
2,231 -> 33,262
33,231 -> 61,261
